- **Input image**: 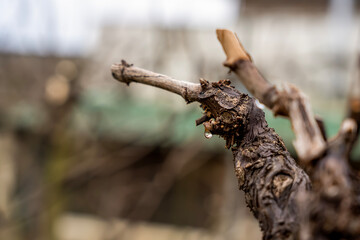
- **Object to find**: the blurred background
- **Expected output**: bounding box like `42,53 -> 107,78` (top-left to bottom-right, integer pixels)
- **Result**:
1,0 -> 360,239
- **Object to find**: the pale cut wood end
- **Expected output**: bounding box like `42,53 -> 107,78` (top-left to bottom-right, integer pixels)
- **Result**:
216,29 -> 251,66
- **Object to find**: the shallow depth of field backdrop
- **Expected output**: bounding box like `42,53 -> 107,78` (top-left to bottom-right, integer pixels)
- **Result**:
0,0 -> 359,239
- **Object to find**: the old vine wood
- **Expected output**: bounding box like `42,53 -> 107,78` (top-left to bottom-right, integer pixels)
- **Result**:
111,29 -> 360,240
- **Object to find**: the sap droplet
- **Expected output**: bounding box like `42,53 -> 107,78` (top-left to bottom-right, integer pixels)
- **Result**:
204,130 -> 213,139
255,99 -> 265,109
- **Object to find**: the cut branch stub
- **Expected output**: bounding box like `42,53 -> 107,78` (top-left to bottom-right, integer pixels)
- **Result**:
216,29 -> 252,65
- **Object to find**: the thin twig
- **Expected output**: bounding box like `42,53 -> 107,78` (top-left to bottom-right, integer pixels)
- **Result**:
111,61 -> 202,103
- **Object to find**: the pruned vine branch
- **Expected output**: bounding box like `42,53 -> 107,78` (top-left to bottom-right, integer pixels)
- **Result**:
216,29 -> 326,163
111,60 -> 311,239
111,29 -> 360,240
216,29 -> 360,239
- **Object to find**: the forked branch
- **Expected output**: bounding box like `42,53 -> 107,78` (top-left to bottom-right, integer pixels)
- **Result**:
110,29 -> 360,240
216,29 -> 326,162
216,29 -> 360,239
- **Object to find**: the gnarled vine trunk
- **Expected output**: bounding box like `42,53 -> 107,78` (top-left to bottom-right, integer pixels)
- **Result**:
111,29 -> 360,240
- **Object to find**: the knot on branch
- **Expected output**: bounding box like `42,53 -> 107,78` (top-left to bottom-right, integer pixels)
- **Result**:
195,78 -> 271,149
225,92 -> 311,239
111,60 -> 134,86
120,60 -> 133,85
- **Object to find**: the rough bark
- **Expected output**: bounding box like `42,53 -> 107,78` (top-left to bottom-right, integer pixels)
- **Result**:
299,119 -> 360,240
112,62 -> 311,239
111,28 -> 360,240
198,79 -> 310,239
216,29 -> 326,163
216,29 -> 360,240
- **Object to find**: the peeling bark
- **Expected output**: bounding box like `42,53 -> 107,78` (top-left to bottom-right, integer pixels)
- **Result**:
216,29 -> 360,240
112,65 -> 311,239
216,29 -> 326,162
111,28 -> 360,240
300,120 -> 360,240
198,79 -> 310,239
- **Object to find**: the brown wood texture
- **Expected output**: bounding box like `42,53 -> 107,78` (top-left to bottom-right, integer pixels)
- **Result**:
111,29 -> 360,240
216,29 -> 326,163
112,63 -> 310,239
216,29 -> 360,240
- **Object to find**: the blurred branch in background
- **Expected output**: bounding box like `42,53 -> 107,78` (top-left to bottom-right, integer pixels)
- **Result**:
128,142 -> 204,220
348,55 -> 360,167
0,132 -> 16,239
